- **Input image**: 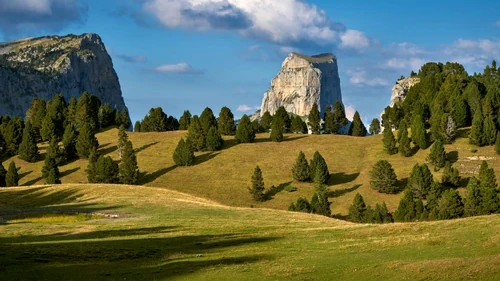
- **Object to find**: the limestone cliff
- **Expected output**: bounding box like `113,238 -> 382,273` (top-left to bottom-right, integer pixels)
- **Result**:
259,53 -> 342,117
390,77 -> 420,107
0,33 -> 127,117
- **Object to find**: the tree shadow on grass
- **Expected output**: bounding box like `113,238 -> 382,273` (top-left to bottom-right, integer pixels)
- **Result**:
99,143 -> 111,149
134,142 -> 159,154
60,167 -> 81,178
138,165 -> 177,185
18,170 -> 33,180
456,128 -> 470,139
23,177 -> 43,186
327,172 -> 360,186
447,150 -> 459,164
99,145 -> 118,156
221,135 -> 307,151
396,178 -> 408,192
327,184 -> 362,198
264,181 -> 292,201
195,152 -> 219,165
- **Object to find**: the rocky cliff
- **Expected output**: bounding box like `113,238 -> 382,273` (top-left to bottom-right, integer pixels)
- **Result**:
390,77 -> 420,107
259,53 -> 342,117
0,33 -> 127,117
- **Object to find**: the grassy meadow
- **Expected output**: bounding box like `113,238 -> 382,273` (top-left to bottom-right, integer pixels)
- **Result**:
1,184 -> 500,280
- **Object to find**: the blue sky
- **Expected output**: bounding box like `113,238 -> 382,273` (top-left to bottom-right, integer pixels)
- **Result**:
0,0 -> 499,124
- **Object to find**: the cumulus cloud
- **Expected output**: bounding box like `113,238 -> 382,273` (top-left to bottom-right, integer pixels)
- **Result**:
444,38 -> 500,68
116,54 -> 147,63
0,0 -> 87,37
155,63 -> 204,74
345,105 -> 356,121
348,69 -> 389,87
237,105 -> 260,112
384,57 -> 426,71
140,0 -> 370,50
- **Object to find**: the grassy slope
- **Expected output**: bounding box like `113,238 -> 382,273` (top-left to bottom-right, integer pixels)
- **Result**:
2,128 -> 498,215
1,184 -> 499,281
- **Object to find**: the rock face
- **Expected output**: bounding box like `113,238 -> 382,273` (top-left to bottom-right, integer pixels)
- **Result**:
390,77 -> 420,107
259,53 -> 342,117
0,33 -> 127,117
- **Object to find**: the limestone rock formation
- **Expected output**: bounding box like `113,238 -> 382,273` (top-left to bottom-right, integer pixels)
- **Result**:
0,33 -> 127,117
390,77 -> 420,107
259,53 -> 342,117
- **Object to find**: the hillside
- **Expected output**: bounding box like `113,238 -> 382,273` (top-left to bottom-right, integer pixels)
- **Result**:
1,184 -> 499,280
2,128 -> 498,215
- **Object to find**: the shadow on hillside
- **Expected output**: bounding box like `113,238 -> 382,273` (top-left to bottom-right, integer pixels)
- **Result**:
99,145 -> 118,156
456,128 -> 470,139
138,165 -> 177,185
60,167 -> 81,178
195,152 -> 219,165
221,135 -> 308,151
18,170 -> 33,180
396,178 -> 408,191
447,151 -> 459,164
23,177 -> 43,186
264,181 -> 292,201
134,142 -> 159,154
99,143 -> 111,149
327,184 -> 361,198
327,172 -> 360,186
0,227 -> 276,280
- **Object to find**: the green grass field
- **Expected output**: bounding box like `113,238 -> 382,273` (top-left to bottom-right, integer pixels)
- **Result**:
1,184 -> 500,280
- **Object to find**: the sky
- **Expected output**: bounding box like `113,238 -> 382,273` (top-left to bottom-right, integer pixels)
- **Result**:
0,0 -> 499,124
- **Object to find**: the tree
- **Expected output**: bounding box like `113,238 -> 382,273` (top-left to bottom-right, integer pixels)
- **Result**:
291,115 -> 307,134
76,123 -> 99,159
495,132 -> 500,155
42,155 -> 61,184
206,126 -> 224,151
436,189 -> 464,220
187,115 -> 206,151
46,94 -> 67,138
119,140 -> 139,184
86,147 -> 99,183
117,125 -> 128,160
427,139 -> 446,168
62,124 -> 78,161
249,166 -> 265,201
0,163 -> 6,187
333,101 -> 348,134
25,98 -> 46,141
382,126 -> 398,155
173,138 -> 195,167
258,111 -> 271,132
307,104 -> 321,134
5,161 -> 19,187
483,114 -> 497,145
40,114 -> 56,142
270,113 -> 284,142
309,151 -> 329,184
310,183 -> 331,216
441,161 -> 460,187
348,193 -> 367,222
469,110 -> 484,146
141,107 -> 168,132
218,107 -> 235,135
411,114 -> 427,149
67,96 -> 78,126
275,106 -> 291,132
200,107 -> 217,134
18,121 -> 40,163
407,163 -> 433,199
235,115 -> 255,143
393,190 -> 417,222
92,155 -> 119,183
98,104 -> 114,129
119,108 -> 132,129
370,160 -> 398,194
3,117 -> 23,156
76,92 -> 99,131
178,110 -> 192,130
46,138 -> 64,165
444,115 -> 457,143
288,197 -> 311,213
479,162 -> 499,214
348,111 -> 367,136
369,118 -> 381,135
464,177 -> 482,217
323,105 -> 335,134
292,151 -> 310,182
451,97 -> 468,128
373,202 -> 393,223
398,121 -> 412,157
134,121 -> 141,132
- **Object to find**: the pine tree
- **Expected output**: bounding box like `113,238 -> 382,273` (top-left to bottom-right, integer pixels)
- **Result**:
76,92 -> 99,131
76,123 -> 99,159
288,197 -> 311,213
134,121 -> 141,132
441,161 -> 460,187
206,126 -> 224,151
469,110 -> 484,146
309,151 -> 329,184
369,118 -> 381,135
200,107 -> 217,134
18,121 -> 40,163
427,139 -> 446,168
5,161 -> 19,187
270,113 -> 284,142
451,97 -> 468,128
382,127 -> 398,155
92,155 -> 119,183
25,98 -> 46,141
370,160 -> 398,194
443,115 -> 457,143
62,124 -> 78,161
178,110 -> 192,130
307,104 -> 321,134
119,140 -> 139,184
117,125 -> 128,160
217,107 -> 235,135
42,155 -> 61,184
0,163 -> 6,187
3,117 -> 23,156
275,106 -> 291,132
393,190 -> 417,222
478,162 -> 499,214
464,177 -> 482,217
333,101 -> 348,134
292,151 -> 310,182
407,163 -> 434,199
187,115 -> 206,151
46,94 -> 67,139
310,183 -> 331,216
98,104 -> 114,129
47,138 -> 64,165
323,105 -> 335,134
373,202 -> 393,223
67,96 -> 78,126
119,108 -> 132,129
260,111 -> 273,132
411,114 -> 427,149
436,189 -> 464,220
141,107 -> 168,132
348,111 -> 367,136
291,115 -> 306,134
496,132 -> 500,155
40,115 -> 56,142
398,121 -> 412,157
235,115 -> 255,143
483,114 -> 497,145
348,193 -> 367,222
249,166 -> 265,201
86,147 -> 99,183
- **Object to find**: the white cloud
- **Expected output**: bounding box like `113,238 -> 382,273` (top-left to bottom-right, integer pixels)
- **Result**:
345,105 -> 356,121
348,69 -> 389,87
155,63 -> 204,74
141,0 -> 370,50
237,105 -> 260,112
444,38 -> 500,68
384,57 -> 426,71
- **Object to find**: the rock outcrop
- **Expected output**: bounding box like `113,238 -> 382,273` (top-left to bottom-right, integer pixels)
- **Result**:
390,77 -> 420,107
259,53 -> 342,117
0,33 -> 127,117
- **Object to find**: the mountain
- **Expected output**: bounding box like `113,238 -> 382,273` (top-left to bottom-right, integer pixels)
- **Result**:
259,52 -> 342,117
0,33 -> 127,116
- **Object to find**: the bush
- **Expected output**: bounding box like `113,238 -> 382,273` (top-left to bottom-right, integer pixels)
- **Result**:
288,197 -> 311,212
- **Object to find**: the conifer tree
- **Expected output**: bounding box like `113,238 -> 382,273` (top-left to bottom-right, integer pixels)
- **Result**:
40,115 -> 56,142
369,118 -> 381,135
275,106 -> 291,132
333,101 -> 348,134
200,107 -> 217,134
249,165 -> 265,201
98,104 -> 113,129
307,104 -> 321,134
469,110 -> 484,146
443,115 -> 457,143
117,125 -> 128,160
309,151 -> 329,184
5,161 -> 19,187
382,126 -> 398,155
119,108 -> 132,129
452,97 -> 468,128
206,126 -> 224,151
141,107 -> 169,132
411,114 -> 427,149
495,132 -> 500,155
178,110 -> 192,130
134,121 -> 141,132
464,177 -> 482,217
217,107 -> 235,135
76,123 -> 99,159
0,132 -> 5,158
235,115 -> 255,143
252,120 -> 263,133
62,124 -> 78,161
436,189 -> 464,220
47,138 -> 64,165
310,183 -> 331,216
67,96 -> 78,126
25,98 -> 46,141
76,92 -> 99,131
288,197 -> 311,213
348,193 -> 367,222
86,147 -> 99,183
46,94 -> 67,138
270,113 -> 284,142
173,138 -> 195,167
291,115 -> 306,134
348,111 -> 367,136
119,140 -> 139,184
373,202 -> 393,223
92,155 -> 119,184
398,120 -> 412,157
323,105 -> 335,134
292,151 -> 310,182
187,115 -> 206,151
483,114 -> 497,145
3,117 -> 23,156
260,111 -> 273,132
441,161 -> 461,187
408,163 -> 433,199
393,190 -> 417,222
18,121 -> 40,163
0,163 -> 6,187
42,155 -> 61,184
427,139 -> 446,168
370,160 -> 398,194
478,162 -> 499,214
